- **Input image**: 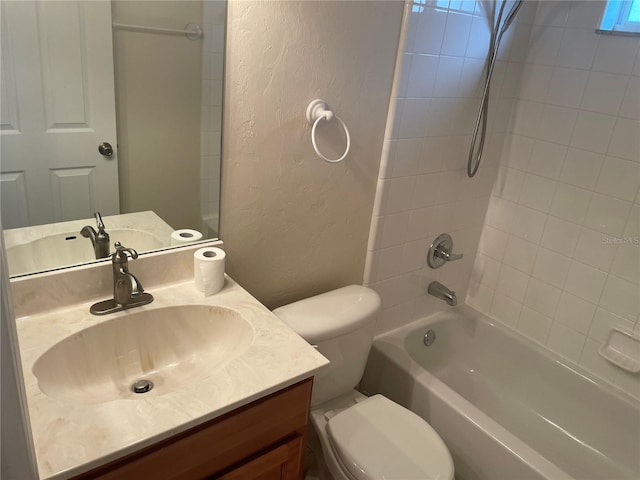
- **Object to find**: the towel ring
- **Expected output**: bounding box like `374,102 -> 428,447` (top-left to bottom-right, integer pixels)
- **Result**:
306,99 -> 351,163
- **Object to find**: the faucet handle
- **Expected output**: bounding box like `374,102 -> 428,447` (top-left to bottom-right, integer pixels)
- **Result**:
95,211 -> 106,231
427,233 -> 463,269
113,242 -> 138,262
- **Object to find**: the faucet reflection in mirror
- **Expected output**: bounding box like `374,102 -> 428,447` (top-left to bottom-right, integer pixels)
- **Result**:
80,212 -> 111,259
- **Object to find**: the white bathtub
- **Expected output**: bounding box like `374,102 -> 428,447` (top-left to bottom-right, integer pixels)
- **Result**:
361,306 -> 640,480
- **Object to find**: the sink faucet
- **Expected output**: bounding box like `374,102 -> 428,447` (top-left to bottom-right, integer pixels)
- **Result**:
428,281 -> 457,306
90,242 -> 153,315
81,212 -> 110,259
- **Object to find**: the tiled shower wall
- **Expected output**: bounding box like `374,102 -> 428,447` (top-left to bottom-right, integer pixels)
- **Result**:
364,0 -> 536,334
467,1 -> 640,398
200,0 -> 225,238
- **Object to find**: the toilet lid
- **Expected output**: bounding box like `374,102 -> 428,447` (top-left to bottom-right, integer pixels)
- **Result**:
326,395 -> 454,480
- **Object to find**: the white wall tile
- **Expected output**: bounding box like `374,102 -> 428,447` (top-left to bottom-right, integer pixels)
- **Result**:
519,173 -> 557,212
540,216 -> 581,257
518,306 -> 553,344
572,227 -> 616,272
391,138 -> 423,178
441,12 -> 473,57
581,71 -> 628,115
537,105 -> 578,145
595,157 -> 639,202
546,67 -> 588,108
592,35 -> 640,76
527,25 -> 563,65
528,140 -> 567,179
378,212 -> 410,248
619,76 -> 640,120
555,291 -> 596,334
399,98 -> 431,138
496,264 -> 530,301
607,118 -> 640,161
503,235 -> 539,274
407,54 -> 439,97
550,183 -> 593,223
566,1 -> 606,29
414,7 -> 447,55
564,260 -> 607,302
384,176 -> 416,214
524,277 -> 562,317
471,252 -> 502,290
490,293 -> 522,327
433,56 -> 465,97
599,275 -> 640,321
532,248 -> 571,288
570,111 -> 617,154
509,205 -> 547,243
584,193 -> 632,236
558,148 -> 605,190
547,322 -> 586,363
556,28 -> 599,70
610,244 -> 640,285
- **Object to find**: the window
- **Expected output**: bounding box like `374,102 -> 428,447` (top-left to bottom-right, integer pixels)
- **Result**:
600,0 -> 640,34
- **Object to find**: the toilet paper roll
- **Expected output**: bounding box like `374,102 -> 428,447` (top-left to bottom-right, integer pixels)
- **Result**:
194,247 -> 225,296
171,229 -> 203,246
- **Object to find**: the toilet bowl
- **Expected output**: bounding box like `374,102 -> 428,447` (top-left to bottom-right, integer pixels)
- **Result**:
273,285 -> 454,480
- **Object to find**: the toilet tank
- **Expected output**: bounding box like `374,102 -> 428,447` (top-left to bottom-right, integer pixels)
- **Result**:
273,285 -> 381,406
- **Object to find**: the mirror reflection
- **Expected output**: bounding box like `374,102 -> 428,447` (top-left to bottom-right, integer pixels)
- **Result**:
0,0 -> 225,277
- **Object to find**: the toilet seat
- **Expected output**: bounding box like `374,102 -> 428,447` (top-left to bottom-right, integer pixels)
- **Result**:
326,395 -> 454,480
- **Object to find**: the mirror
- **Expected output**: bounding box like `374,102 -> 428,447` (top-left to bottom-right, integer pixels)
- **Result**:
0,0 -> 225,277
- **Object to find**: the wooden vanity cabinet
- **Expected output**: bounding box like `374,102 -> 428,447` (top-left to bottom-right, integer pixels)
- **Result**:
73,378 -> 312,480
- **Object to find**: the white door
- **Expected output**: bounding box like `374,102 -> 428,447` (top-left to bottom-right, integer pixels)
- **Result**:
0,0 -> 119,229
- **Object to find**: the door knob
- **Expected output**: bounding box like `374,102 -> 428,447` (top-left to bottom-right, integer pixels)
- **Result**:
98,142 -> 114,157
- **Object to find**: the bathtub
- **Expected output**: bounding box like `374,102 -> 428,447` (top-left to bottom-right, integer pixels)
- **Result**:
360,306 -> 640,480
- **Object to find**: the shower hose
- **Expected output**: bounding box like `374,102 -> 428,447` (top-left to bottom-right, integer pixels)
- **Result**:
467,0 -> 524,178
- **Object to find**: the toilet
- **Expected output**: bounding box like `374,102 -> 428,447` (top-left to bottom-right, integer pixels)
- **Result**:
273,285 -> 454,480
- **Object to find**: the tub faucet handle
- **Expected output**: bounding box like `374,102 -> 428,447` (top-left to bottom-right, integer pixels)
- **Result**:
428,233 -> 463,269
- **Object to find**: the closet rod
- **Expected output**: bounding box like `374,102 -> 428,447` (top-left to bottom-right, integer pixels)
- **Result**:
112,22 -> 202,40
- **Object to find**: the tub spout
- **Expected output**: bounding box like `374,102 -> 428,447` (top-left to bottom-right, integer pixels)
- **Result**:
428,281 -> 457,306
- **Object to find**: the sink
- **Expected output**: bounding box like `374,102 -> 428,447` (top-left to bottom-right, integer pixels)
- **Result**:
32,305 -> 254,404
7,228 -> 167,276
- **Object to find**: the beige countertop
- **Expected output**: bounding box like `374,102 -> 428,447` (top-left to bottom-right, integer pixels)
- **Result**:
15,275 -> 328,480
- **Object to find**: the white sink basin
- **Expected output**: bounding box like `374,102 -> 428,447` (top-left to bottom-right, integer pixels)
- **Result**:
32,305 -> 254,404
7,228 -> 166,276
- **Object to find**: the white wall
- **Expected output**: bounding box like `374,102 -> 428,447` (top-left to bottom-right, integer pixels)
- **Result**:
364,0 -> 535,334
468,1 -> 640,399
221,0 -> 403,309
113,1 -> 202,231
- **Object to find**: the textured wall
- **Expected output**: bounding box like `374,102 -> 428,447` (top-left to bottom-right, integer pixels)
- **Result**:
363,0 -> 532,335
221,0 -> 403,309
468,1 -> 640,399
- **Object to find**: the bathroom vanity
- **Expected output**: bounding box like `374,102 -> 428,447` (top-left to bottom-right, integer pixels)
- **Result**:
72,379 -> 312,479
11,243 -> 328,479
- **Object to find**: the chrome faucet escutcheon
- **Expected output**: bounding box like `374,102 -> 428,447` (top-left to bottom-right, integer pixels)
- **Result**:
90,242 -> 153,315
81,212 -> 111,259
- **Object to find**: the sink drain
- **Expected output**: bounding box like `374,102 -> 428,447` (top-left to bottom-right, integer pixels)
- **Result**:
131,379 -> 154,394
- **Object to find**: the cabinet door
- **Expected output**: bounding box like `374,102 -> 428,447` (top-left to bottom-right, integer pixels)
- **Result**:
217,435 -> 304,480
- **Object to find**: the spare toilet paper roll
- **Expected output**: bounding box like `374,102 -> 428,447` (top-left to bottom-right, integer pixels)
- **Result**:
194,247 -> 225,296
171,229 -> 203,246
